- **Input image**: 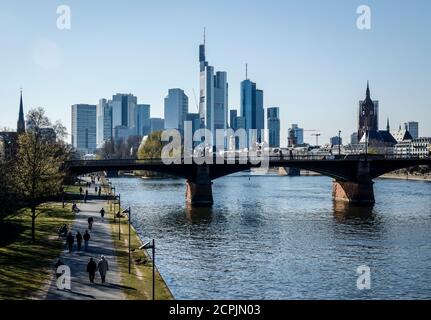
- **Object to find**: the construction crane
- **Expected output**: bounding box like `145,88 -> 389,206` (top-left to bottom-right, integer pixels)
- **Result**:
310,133 -> 321,146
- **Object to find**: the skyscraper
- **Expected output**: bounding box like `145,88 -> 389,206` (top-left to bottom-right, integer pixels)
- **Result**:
267,107 -> 280,148
198,32 -> 228,146
404,121 -> 419,139
111,93 -> 137,129
17,89 -> 25,134
358,82 -> 379,141
135,104 -> 151,136
164,89 -> 188,132
71,104 -> 97,154
240,78 -> 264,146
96,99 -> 112,148
150,118 -> 165,133
288,124 -> 304,145
229,109 -> 237,130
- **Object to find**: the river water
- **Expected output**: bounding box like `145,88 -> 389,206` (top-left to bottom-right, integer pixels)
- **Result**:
110,173 -> 431,300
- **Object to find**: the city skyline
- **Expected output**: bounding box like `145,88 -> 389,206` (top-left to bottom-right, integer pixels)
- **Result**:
1,0 -> 430,143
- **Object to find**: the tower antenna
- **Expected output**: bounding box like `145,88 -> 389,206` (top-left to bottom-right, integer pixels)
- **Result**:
246,63 -> 248,80
203,27 -> 206,46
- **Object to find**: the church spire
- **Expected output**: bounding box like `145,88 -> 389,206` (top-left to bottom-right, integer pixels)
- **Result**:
17,88 -> 25,134
386,117 -> 390,132
366,81 -> 370,99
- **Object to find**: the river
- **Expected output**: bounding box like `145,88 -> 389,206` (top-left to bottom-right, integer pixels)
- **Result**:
109,173 -> 431,300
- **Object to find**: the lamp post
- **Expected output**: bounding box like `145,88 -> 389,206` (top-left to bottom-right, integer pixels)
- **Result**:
118,194 -> 121,240
122,207 -> 132,274
338,130 -> 342,157
143,240 -> 156,300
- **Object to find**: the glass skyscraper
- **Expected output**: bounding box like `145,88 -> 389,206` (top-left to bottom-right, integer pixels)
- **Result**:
240,79 -> 264,146
164,89 -> 188,132
71,104 -> 97,154
267,107 -> 280,148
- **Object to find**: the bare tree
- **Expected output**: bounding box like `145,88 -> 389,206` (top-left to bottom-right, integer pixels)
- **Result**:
12,108 -> 69,242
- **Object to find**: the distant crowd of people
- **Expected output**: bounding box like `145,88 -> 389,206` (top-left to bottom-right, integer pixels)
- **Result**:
56,176 -> 111,285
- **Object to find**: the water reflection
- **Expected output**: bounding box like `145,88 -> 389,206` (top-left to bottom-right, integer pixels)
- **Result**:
332,201 -> 374,223
185,204 -> 213,224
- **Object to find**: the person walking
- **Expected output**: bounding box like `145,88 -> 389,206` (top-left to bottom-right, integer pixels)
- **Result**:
100,208 -> 105,222
84,190 -> 88,203
98,187 -> 101,197
86,258 -> 97,284
83,230 -> 91,251
79,187 -> 83,195
76,231 -> 83,251
88,216 -> 94,230
66,231 -> 74,253
97,256 -> 109,284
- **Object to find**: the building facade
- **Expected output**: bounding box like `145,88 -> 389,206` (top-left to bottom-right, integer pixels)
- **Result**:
404,121 -> 419,139
358,82 -> 379,141
71,104 -> 97,154
267,107 -> 280,148
164,89 -> 188,132
135,104 -> 151,136
240,79 -> 264,146
96,99 -> 112,148
150,118 -> 165,133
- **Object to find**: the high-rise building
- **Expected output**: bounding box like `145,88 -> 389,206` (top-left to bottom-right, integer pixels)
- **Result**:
96,99 -> 112,148
111,93 -> 137,129
229,109 -> 237,130
267,107 -> 280,148
288,124 -> 304,145
164,89 -> 188,132
17,89 -> 25,134
358,82 -> 379,141
186,113 -> 200,136
135,104 -> 151,136
71,104 -> 97,154
198,33 -> 228,146
404,121 -> 419,139
240,78 -> 264,146
330,136 -> 342,146
350,132 -> 359,145
150,118 -> 165,133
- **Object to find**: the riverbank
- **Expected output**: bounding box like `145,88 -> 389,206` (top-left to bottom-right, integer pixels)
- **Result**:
102,177 -> 173,300
379,173 -> 431,182
0,203 -> 73,299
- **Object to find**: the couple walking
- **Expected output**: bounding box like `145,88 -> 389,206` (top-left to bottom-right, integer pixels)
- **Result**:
86,256 -> 109,284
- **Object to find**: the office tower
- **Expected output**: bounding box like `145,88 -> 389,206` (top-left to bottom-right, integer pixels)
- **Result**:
150,118 -> 165,133
198,33 -> 228,146
17,89 -> 25,134
186,113 -> 200,136
114,126 -> 135,141
135,104 -> 151,136
164,89 -> 188,131
111,93 -> 137,129
350,132 -> 359,145
230,109 -> 237,130
288,124 -> 304,145
267,107 -> 280,148
240,78 -> 264,146
71,104 -> 97,154
330,136 -> 342,146
404,121 -> 419,139
358,82 -> 379,141
96,99 -> 112,148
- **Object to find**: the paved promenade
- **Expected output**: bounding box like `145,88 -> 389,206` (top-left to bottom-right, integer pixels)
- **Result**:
46,198 -> 125,300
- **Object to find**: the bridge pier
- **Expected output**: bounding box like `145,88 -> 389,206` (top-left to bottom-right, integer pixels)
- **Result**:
185,166 -> 213,206
332,180 -> 375,205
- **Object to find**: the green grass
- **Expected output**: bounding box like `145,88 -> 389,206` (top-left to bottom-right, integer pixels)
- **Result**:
0,203 -> 74,300
109,213 -> 173,300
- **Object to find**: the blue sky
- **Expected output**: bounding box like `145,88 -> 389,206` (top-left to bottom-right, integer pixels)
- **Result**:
1,0 -> 430,144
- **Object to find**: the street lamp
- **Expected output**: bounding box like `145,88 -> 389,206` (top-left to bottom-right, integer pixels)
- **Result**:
118,194 -> 121,240
142,240 -> 156,300
122,207 -> 132,274
338,130 -> 342,157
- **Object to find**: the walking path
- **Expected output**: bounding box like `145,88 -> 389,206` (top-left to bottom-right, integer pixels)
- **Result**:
46,197 -> 125,300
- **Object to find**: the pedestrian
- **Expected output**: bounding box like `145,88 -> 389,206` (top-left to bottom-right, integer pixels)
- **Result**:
84,190 -> 88,203
54,259 -> 64,279
95,186 -> 98,193
98,187 -> 101,197
76,231 -> 83,251
88,216 -> 94,230
66,231 -> 74,253
79,187 -> 83,195
83,230 -> 91,251
86,258 -> 97,284
100,208 -> 105,222
98,255 -> 109,284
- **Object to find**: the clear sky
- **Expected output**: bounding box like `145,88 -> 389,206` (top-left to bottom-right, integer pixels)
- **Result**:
1,0 -> 430,145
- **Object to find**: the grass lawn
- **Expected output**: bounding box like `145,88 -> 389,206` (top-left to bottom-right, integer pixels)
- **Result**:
0,203 -> 74,300
109,214 -> 173,300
